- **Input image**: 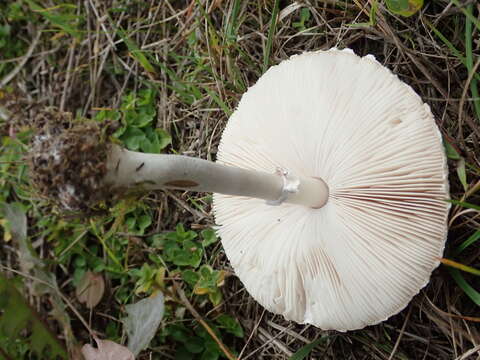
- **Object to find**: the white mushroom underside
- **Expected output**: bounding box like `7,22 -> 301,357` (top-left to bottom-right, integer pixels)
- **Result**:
213,49 -> 450,331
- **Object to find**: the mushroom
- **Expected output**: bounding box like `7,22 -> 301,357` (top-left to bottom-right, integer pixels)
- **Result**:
29,48 -> 449,331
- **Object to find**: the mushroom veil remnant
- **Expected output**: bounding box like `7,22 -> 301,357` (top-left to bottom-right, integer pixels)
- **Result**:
29,48 -> 449,331
213,48 -> 449,331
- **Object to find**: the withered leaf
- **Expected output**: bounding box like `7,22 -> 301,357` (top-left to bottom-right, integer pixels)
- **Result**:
81,337 -> 134,360
123,292 -> 165,355
76,271 -> 105,309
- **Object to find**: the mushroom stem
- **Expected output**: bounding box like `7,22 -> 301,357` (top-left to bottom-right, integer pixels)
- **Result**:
106,145 -> 329,208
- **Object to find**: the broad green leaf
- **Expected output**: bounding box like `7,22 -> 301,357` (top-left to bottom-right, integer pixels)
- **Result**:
184,337 -> 204,354
156,128 -> 172,150
136,111 -> 155,128
140,136 -> 154,153
169,324 -> 191,343
201,349 -> 220,360
182,269 -> 200,288
165,239 -> 203,267
193,266 -> 225,305
141,128 -> 171,153
167,224 -> 198,242
385,0 -> 423,17
121,126 -> 146,151
208,288 -> 222,306
201,229 -> 218,247
123,292 -> 165,355
125,217 -> 136,232
176,346 -> 195,360
215,314 -> 244,338
137,214 -> 152,234
0,273 -> 68,359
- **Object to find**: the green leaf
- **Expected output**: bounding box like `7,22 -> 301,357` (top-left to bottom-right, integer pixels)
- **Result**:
156,128 -> 172,150
289,337 -> 328,360
132,263 -> 156,294
449,269 -> 480,306
165,239 -> 203,268
139,136 -> 154,154
199,264 -> 214,279
176,346 -> 194,360
447,199 -> 480,211
193,266 -> 225,305
293,8 -> 311,30
169,324 -> 190,343
125,217 -> 137,232
215,314 -> 244,338
263,0 -> 280,73
182,270 -> 200,288
385,0 -> 423,17
451,0 -> 480,31
137,214 -> 152,234
117,29 -> 156,73
121,127 -> 146,151
141,128 -> 171,154
444,140 -> 461,160
457,158 -> 468,191
201,229 -> 218,247
25,0 -> 81,39
167,224 -> 198,242
200,349 -> 220,360
0,273 -> 68,359
184,337 -> 204,354
208,288 -> 223,306
138,88 -> 155,105
454,230 -> 480,256
136,111 -> 155,128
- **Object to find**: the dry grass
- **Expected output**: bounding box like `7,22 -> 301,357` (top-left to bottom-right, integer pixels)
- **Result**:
1,0 -> 480,359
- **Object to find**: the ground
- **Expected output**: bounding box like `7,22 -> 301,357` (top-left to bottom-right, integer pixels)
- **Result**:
0,0 -> 479,359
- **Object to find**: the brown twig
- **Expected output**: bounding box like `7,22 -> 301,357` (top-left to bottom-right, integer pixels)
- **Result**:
172,281 -> 238,360
388,305 -> 412,360
0,28 -> 42,88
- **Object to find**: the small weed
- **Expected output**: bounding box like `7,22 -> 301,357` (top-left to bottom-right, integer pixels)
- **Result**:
293,8 -> 311,32
384,0 -> 423,17
96,87 -> 171,153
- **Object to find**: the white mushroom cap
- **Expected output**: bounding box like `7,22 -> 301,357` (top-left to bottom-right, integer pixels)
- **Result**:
213,48 -> 450,331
